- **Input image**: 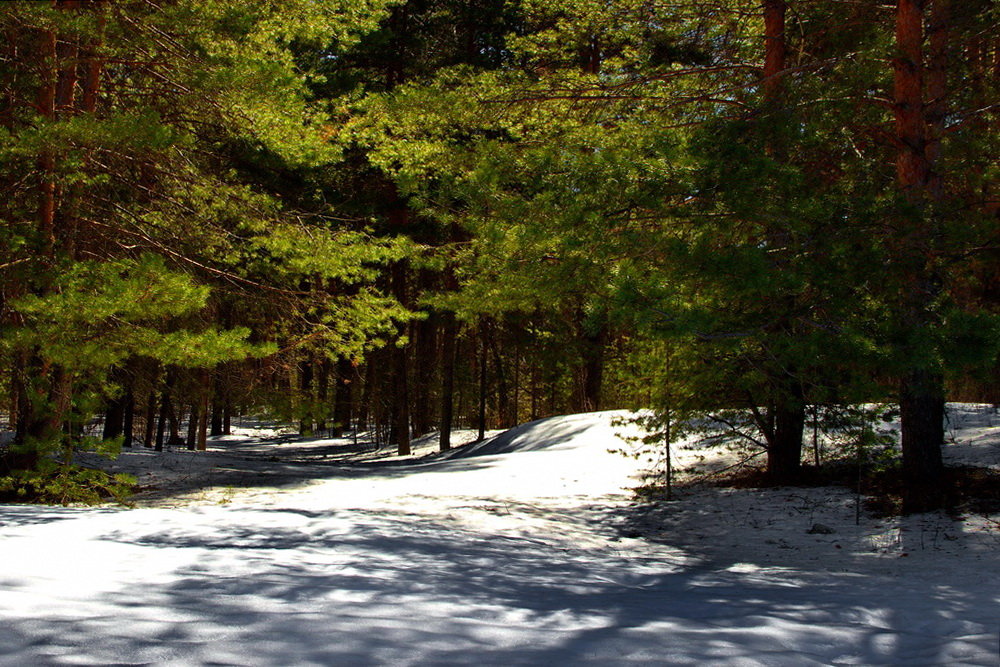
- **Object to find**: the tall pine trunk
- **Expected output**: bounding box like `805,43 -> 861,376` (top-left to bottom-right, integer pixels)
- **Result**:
760,0 -> 805,483
893,0 -> 946,511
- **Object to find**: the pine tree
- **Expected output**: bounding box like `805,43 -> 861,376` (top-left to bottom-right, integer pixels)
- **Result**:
0,0 -> 403,484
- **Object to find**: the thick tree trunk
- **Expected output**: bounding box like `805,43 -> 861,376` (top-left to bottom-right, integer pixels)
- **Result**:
768,385 -> 805,484
762,0 -> 787,102
893,0 -> 946,510
760,0 -> 806,482
900,368 -> 945,508
894,0 -> 929,192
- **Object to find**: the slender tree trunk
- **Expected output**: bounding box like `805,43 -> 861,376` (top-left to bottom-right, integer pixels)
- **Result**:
664,407 -> 673,500
316,357 -> 330,432
197,373 -> 209,451
530,364 -> 539,421
477,324 -> 487,442
439,312 -> 457,451
155,390 -> 167,452
210,369 -> 224,437
156,368 -> 177,451
393,341 -> 411,455
387,200 -> 412,455
298,358 -> 314,436
4,354 -> 34,473
489,336 -> 510,427
79,2 -> 106,114
7,355 -> 18,434
36,24 -> 57,261
357,361 -> 374,433
580,325 -> 606,413
411,311 -> 437,437
186,400 -> 199,451
121,379 -> 135,448
512,343 -> 520,426
143,387 -> 157,448
333,358 -> 353,437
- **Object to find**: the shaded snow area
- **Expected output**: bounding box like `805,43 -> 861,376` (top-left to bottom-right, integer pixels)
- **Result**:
2,407 -> 999,665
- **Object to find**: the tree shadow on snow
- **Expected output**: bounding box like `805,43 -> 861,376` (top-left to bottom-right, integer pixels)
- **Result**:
606,488 -> 999,666
3,503 -> 994,665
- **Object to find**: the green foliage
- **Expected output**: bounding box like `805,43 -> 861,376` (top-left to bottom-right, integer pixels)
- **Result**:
0,463 -> 135,506
813,405 -> 900,472
1,0 -> 996,497
4,255 -> 268,370
612,403 -> 903,488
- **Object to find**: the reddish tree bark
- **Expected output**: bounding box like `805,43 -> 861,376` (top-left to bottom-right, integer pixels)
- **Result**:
762,0 -> 787,102
893,0 -> 946,511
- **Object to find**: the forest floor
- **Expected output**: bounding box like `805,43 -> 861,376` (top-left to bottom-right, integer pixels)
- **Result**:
1,406 -> 998,665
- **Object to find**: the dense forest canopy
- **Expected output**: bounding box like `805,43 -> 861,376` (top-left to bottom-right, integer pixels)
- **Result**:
0,0 -> 996,511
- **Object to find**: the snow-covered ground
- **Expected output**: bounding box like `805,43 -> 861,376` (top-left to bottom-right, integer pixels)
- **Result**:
1,406 -> 998,665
